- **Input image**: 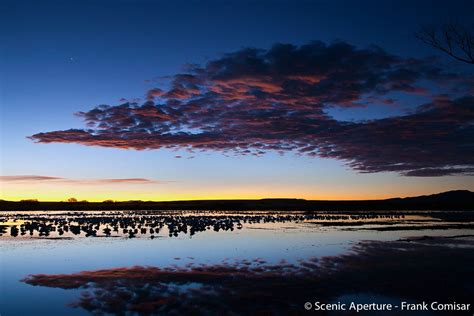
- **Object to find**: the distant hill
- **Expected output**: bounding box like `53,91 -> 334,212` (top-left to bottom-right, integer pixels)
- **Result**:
1,190 -> 473,211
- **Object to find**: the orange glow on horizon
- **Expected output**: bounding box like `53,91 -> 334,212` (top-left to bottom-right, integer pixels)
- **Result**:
2,175 -> 472,202
0,188 -> 468,202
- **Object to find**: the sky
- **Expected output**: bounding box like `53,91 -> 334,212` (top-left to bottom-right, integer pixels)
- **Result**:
1,0 -> 474,201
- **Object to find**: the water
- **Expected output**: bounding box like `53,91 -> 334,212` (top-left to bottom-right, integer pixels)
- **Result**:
1,210 -> 473,315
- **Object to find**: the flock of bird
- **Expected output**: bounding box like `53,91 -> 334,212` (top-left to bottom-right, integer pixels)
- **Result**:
0,211 -> 406,239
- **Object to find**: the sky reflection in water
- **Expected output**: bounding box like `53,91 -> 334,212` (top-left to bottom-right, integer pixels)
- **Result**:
1,210 -> 473,315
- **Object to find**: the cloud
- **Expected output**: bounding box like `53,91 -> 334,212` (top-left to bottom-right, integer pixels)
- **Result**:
0,175 -> 64,181
0,175 -> 159,185
315,96 -> 474,176
95,178 -> 156,184
22,237 -> 474,315
28,41 -> 474,176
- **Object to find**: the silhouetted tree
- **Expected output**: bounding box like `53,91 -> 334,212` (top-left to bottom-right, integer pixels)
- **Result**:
417,22 -> 474,64
67,197 -> 78,203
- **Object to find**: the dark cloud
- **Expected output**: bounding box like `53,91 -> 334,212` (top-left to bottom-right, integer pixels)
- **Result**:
315,96 -> 474,176
29,41 -> 474,176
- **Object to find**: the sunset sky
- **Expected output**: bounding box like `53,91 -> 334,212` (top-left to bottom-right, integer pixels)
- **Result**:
1,0 -> 474,201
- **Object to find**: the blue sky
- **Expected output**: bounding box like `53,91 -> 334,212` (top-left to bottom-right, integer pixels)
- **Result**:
1,0 -> 474,201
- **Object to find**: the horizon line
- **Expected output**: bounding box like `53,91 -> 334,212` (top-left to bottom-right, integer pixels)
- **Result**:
1,189 -> 470,203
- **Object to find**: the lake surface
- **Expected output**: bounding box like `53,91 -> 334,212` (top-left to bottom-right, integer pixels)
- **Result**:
1,210 -> 473,315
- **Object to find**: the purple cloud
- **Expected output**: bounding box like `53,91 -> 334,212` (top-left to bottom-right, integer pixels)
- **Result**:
0,175 -> 160,185
29,41 -> 474,176
0,175 -> 64,182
